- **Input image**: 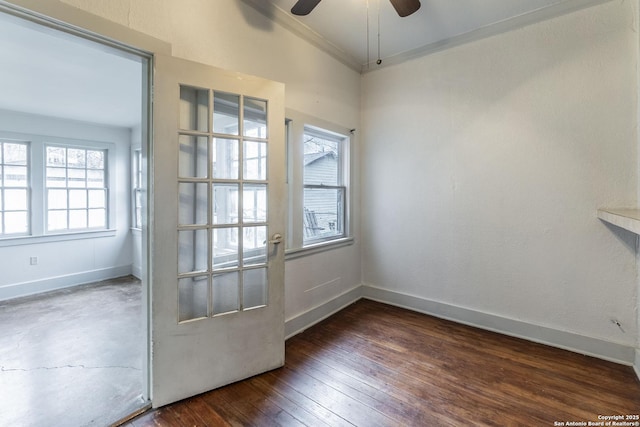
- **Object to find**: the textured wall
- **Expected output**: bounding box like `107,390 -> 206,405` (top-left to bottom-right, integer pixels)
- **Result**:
361,0 -> 638,346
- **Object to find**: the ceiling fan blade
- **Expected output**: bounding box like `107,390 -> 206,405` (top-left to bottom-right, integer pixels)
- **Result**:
388,0 -> 421,17
291,0 -> 322,16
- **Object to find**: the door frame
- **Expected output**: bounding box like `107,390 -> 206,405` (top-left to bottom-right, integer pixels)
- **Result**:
0,0 -> 171,405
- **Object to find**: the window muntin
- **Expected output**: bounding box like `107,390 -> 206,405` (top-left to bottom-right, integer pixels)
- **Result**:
303,130 -> 346,245
0,141 -> 29,236
45,145 -> 107,232
133,149 -> 142,229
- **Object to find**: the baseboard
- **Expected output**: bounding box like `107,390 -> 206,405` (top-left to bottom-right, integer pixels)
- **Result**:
362,285 -> 635,366
0,265 -> 133,301
132,264 -> 143,280
285,285 -> 363,340
635,350 -> 640,381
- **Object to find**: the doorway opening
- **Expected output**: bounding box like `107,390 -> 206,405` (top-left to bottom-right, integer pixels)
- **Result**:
0,7 -> 150,426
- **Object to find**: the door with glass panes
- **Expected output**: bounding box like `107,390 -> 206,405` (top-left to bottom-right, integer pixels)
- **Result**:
151,54 -> 285,407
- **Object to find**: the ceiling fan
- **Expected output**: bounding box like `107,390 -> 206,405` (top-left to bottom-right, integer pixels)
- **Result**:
291,0 -> 421,17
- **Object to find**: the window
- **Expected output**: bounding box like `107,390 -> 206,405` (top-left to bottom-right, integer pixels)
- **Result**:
303,129 -> 345,244
285,110 -> 352,253
45,145 -> 107,231
133,149 -> 142,229
0,141 -> 29,235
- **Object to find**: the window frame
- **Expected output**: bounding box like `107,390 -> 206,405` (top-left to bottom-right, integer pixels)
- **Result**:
0,130 -> 116,246
0,139 -> 30,237
285,110 -> 353,257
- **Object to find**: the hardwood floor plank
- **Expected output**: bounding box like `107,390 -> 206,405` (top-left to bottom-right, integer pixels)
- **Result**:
126,299 -> 640,427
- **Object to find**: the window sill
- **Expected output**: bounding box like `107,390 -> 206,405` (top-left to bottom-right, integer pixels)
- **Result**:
0,229 -> 117,247
285,237 -> 354,260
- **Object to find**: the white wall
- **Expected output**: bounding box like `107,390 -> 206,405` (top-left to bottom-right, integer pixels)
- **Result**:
0,109 -> 134,299
361,0 -> 638,354
53,0 -> 363,324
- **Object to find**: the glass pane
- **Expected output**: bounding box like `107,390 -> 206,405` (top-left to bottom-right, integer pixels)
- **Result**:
4,211 -> 27,234
5,189 -> 27,211
179,183 -> 208,226
303,187 -> 345,242
243,268 -> 267,309
69,209 -> 87,229
88,209 -> 106,228
48,189 -> 67,210
213,92 -> 239,135
69,189 -> 87,209
46,167 -> 66,187
68,168 -> 86,188
67,149 -> 86,168
178,229 -> 208,274
243,184 -> 267,223
212,138 -> 239,179
4,143 -> 27,165
243,226 -> 267,266
4,166 -> 27,187
303,134 -> 339,186
213,183 -> 238,225
213,227 -> 239,270
179,135 -> 208,178
87,170 -> 104,188
180,86 -> 209,132
179,276 -> 209,322
46,146 -> 66,167
212,271 -> 239,315
243,141 -> 267,181
0,213 -> 2,233
243,97 -> 267,138
88,189 -> 105,208
47,210 -> 67,231
87,150 -> 104,169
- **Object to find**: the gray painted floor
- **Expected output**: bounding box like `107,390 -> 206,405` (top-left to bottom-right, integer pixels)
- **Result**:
0,276 -> 146,427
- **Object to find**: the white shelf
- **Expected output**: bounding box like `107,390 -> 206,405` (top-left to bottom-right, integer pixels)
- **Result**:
597,208 -> 640,235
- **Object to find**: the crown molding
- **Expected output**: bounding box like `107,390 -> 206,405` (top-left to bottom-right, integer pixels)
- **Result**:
240,0 -> 362,73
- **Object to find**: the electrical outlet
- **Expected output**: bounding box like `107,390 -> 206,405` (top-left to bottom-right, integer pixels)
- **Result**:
29,256 -> 38,266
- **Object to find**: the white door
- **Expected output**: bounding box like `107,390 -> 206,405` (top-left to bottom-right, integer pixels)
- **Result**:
151,54 -> 286,407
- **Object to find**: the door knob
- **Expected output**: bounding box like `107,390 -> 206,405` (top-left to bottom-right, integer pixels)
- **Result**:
268,233 -> 283,244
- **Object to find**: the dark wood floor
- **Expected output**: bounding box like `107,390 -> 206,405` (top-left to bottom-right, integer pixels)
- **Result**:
126,299 -> 640,426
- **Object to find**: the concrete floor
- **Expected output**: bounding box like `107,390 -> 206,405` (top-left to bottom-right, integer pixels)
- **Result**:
0,276 -> 146,427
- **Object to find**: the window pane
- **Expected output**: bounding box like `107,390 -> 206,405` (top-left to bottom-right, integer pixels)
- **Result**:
179,182 -> 208,226
46,146 -> 66,167
243,141 -> 267,181
87,170 -> 104,188
179,135 -> 208,178
243,268 -> 267,309
4,211 -> 27,234
88,209 -> 106,228
48,189 -> 67,210
68,168 -> 86,188
88,190 -> 105,209
180,86 -> 209,132
4,166 -> 27,187
46,167 -> 66,187
87,150 -> 104,169
69,209 -> 87,229
243,184 -> 267,223
69,189 -> 87,209
5,189 -> 27,211
212,271 -> 239,315
243,226 -> 266,266
243,97 -> 267,138
304,134 -> 339,186
48,210 -> 67,231
212,138 -> 239,179
213,92 -> 239,135
178,229 -> 208,274
179,276 -> 209,322
213,227 -> 239,270
67,149 -> 86,168
4,143 -> 27,165
303,187 -> 345,242
213,183 -> 238,225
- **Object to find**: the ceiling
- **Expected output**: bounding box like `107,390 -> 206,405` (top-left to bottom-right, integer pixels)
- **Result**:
0,11 -> 142,128
247,0 -> 608,71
